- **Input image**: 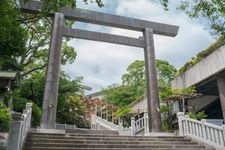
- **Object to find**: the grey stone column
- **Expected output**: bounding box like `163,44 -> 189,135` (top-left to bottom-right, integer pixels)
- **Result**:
217,72 -> 225,122
41,13 -> 64,129
143,28 -> 161,132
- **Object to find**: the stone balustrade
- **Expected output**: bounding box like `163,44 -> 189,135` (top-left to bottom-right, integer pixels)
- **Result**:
7,103 -> 33,150
178,112 -> 225,150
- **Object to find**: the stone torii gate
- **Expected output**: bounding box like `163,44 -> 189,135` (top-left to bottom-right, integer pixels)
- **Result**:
20,0 -> 179,132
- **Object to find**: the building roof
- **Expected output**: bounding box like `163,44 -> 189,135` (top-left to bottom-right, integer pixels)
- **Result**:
85,90 -> 104,98
0,71 -> 17,89
0,71 -> 17,79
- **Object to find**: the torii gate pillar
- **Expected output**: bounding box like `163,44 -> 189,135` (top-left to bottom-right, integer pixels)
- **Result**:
144,28 -> 161,132
40,13 -> 64,129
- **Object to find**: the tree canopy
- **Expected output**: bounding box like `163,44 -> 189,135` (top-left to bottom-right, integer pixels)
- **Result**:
103,59 -> 177,107
0,0 -> 26,70
0,0 -> 104,128
0,0 -> 103,75
12,71 -> 85,126
162,0 -> 225,37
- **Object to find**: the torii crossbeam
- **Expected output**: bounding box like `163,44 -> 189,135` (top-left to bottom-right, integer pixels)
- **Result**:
20,0 -> 179,132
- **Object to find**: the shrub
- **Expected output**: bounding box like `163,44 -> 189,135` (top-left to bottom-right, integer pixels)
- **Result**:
0,102 -> 11,132
187,111 -> 207,120
13,97 -> 41,127
31,102 -> 41,127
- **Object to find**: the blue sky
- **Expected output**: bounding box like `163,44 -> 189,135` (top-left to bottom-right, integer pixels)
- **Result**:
63,0 -> 214,94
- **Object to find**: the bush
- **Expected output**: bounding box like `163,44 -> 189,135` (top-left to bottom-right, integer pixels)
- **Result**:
0,102 -> 11,132
13,97 -> 27,112
31,102 -> 41,127
187,111 -> 207,120
13,97 -> 41,127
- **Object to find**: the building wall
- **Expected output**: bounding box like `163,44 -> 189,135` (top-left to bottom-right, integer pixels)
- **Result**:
130,97 -> 147,114
172,45 -> 225,89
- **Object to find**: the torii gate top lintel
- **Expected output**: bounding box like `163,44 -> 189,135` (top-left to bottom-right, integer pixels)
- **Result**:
20,0 -> 179,37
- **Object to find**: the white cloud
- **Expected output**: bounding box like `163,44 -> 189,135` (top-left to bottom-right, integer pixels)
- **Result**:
115,0 -> 214,67
64,0 -> 214,94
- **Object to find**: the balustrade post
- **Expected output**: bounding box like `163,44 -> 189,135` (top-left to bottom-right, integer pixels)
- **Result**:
131,117 -> 135,136
144,110 -> 149,135
177,112 -> 185,136
201,119 -> 207,140
222,125 -> 225,140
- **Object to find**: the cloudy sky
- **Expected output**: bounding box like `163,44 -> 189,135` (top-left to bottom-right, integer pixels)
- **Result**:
63,0 -> 214,94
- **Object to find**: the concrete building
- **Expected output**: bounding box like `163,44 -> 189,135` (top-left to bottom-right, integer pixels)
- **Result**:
172,44 -> 225,121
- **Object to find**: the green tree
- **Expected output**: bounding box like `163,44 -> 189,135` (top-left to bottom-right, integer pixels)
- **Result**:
160,86 -> 201,130
57,93 -> 86,127
156,59 -> 177,87
1,0 -> 103,74
13,71 -> 83,126
162,0 -> 225,37
104,60 -> 146,107
104,59 -> 177,107
0,0 -> 26,70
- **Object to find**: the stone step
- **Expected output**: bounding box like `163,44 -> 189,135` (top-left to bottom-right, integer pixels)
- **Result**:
25,138 -> 198,145
23,147 -> 215,150
28,133 -> 187,139
24,143 -> 207,148
27,136 -> 192,142
23,131 -> 215,150
65,129 -> 119,135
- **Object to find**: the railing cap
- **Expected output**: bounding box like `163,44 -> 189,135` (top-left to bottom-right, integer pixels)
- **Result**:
177,112 -> 185,117
12,112 -> 23,121
26,102 -> 33,107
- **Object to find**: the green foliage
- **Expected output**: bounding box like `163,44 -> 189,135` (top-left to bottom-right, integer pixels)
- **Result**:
31,102 -> 41,127
104,59 -> 177,107
1,0 -> 103,76
0,0 -> 26,70
178,36 -> 225,75
162,1 -> 225,37
156,59 -> 177,85
12,97 -> 27,112
161,121 -> 172,132
57,93 -> 86,127
160,0 -> 169,11
31,0 -> 104,15
13,71 -> 81,126
187,111 -> 207,121
122,60 -> 145,87
0,102 -> 12,132
179,1 -> 225,36
159,86 -> 198,131
115,106 -> 131,118
159,104 -> 171,113
160,86 -> 197,102
12,96 -> 41,127
104,60 -> 146,107
103,85 -> 139,107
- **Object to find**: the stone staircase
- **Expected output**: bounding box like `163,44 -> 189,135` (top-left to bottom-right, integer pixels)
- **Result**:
23,129 -> 215,150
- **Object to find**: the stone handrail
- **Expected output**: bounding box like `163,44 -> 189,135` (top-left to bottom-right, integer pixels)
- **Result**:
178,112 -> 225,150
7,103 -> 33,150
131,110 -> 149,135
133,117 -> 145,133
91,114 -> 131,135
95,115 -> 120,131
